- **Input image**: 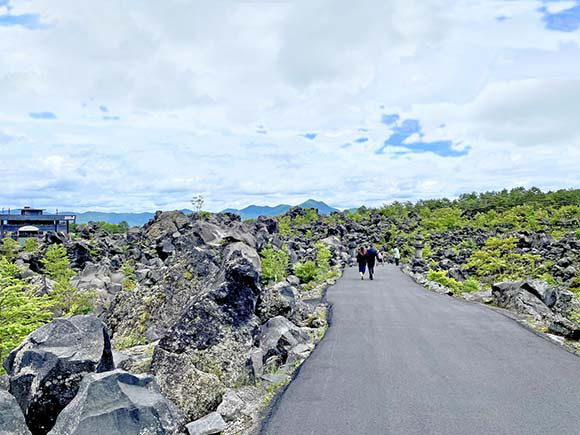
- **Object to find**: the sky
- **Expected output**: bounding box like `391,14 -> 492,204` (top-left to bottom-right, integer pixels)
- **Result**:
1,0 -> 580,212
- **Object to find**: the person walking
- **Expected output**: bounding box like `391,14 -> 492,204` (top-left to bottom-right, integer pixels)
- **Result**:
366,246 -> 379,280
393,246 -> 401,266
356,246 -> 367,280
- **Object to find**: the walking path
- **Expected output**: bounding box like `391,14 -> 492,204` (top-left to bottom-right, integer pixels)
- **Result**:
260,265 -> 580,435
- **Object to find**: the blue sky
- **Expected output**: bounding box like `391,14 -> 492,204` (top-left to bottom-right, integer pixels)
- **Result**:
0,0 -> 579,212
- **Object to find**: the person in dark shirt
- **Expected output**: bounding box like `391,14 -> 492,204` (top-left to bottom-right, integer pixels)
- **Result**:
356,246 -> 367,280
366,246 -> 379,280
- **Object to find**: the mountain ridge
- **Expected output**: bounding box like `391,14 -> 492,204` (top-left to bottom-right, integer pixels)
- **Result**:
58,200 -> 339,226
222,199 -> 339,220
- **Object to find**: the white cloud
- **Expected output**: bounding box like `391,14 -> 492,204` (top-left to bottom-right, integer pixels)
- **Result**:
0,0 -> 579,212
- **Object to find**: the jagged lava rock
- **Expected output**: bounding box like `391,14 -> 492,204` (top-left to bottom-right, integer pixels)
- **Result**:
491,281 -> 553,320
0,390 -> 31,435
48,370 -> 183,435
3,315 -> 114,435
186,412 -> 226,435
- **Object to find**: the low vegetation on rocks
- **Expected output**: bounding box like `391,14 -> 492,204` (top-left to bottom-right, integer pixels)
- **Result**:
1,186 -> 579,434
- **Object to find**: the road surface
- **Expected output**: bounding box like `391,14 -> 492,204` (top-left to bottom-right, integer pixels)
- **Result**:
261,265 -> 580,435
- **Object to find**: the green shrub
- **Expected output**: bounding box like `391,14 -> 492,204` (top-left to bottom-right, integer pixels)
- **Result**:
427,270 -> 462,294
42,244 -> 95,316
1,238 -> 19,261
465,237 -> 541,285
121,261 -> 137,290
427,270 -> 480,295
461,278 -> 480,293
294,261 -> 318,283
23,238 -> 38,253
315,242 -> 331,272
96,221 -> 129,234
260,245 -> 290,283
278,216 -> 292,238
114,332 -> 147,350
0,258 -> 53,370
293,243 -> 335,286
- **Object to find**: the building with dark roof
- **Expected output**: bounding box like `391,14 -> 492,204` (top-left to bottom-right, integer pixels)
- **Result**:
0,207 -> 76,239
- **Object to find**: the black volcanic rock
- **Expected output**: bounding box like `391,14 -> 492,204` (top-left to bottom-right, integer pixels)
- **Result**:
48,370 -> 183,435
4,315 -> 114,434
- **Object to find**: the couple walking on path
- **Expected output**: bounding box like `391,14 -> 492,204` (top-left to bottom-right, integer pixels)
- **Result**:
356,246 -> 381,280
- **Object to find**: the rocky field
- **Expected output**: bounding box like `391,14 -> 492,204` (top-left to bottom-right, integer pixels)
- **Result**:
1,188 -> 580,435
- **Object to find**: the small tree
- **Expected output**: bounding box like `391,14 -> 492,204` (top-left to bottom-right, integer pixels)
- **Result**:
0,258 -> 53,368
1,238 -> 19,261
23,238 -> 39,253
192,195 -> 205,213
260,245 -> 289,283
41,244 -> 94,316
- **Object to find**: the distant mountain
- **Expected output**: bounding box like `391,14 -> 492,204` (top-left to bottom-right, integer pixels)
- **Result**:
63,211 -> 156,227
222,199 -> 339,221
63,210 -> 192,227
57,200 -> 337,227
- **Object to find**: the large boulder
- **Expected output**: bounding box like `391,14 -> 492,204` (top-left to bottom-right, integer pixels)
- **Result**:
518,280 -> 559,308
0,390 -> 31,435
151,349 -> 226,422
4,315 -> 114,434
186,412 -> 226,435
48,370 -> 183,435
256,280 -> 308,323
491,281 -> 553,320
548,316 -> 580,340
259,316 -> 309,366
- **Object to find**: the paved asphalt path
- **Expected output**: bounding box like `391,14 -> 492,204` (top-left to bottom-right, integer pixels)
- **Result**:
260,265 -> 580,435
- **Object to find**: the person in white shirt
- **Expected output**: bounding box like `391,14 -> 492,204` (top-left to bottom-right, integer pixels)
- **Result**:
392,247 -> 401,266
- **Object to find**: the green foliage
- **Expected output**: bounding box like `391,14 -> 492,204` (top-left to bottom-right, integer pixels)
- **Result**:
291,209 -> 320,227
570,274 -> 580,296
278,215 -> 292,238
465,237 -> 541,285
121,261 -> 137,290
427,270 -> 462,294
114,332 -> 147,350
315,242 -> 331,272
97,221 -> 129,234
42,244 -> 94,316
420,207 -> 464,233
1,238 -> 19,261
23,238 -> 38,253
294,261 -> 318,283
461,278 -> 481,293
42,244 -> 75,281
260,245 -> 290,283
427,270 -> 480,295
0,258 -> 53,369
293,243 -> 335,286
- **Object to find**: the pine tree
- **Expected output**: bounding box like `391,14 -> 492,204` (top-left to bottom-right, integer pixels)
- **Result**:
41,244 -> 95,316
0,258 -> 53,370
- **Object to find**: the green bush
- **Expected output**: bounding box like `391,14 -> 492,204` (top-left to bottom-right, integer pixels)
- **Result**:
294,261 -> 318,283
427,270 -> 480,295
461,278 -> 480,293
42,244 -> 95,316
0,258 -> 53,370
121,261 -> 137,290
427,270 -> 462,294
260,245 -> 290,283
96,221 -> 130,234
465,237 -> 541,285
278,216 -> 292,238
1,238 -> 19,261
23,238 -> 38,253
293,243 -> 335,286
